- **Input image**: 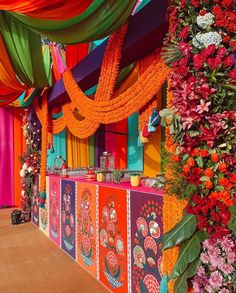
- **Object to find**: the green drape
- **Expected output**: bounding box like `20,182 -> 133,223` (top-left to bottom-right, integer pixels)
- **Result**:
47,129 -> 67,167
0,11 -> 50,88
9,0 -> 137,44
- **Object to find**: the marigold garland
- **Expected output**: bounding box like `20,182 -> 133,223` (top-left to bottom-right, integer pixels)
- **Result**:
162,80 -> 187,293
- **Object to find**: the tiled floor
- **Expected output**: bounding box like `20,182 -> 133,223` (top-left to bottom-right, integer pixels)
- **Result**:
0,208 -> 109,293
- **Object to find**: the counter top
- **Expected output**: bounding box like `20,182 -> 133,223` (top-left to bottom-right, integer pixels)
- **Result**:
46,174 -> 163,195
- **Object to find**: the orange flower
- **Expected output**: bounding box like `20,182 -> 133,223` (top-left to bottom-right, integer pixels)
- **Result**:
211,153 -> 219,163
205,180 -> 213,189
219,190 -> 230,200
224,198 -> 234,207
204,168 -> 214,178
183,165 -> 190,174
172,155 -> 181,162
209,192 -> 219,200
218,163 -> 227,173
218,177 -> 228,186
226,183 -> 234,190
187,157 -> 195,167
199,149 -> 209,157
191,148 -> 199,156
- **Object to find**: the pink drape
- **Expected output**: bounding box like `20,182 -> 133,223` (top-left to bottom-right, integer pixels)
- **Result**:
0,108 -> 14,207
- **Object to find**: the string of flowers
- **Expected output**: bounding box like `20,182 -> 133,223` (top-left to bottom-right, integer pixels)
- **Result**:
160,0 -> 236,292
19,110 -> 41,221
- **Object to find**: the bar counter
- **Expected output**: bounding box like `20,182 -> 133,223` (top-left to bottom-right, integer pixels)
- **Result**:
32,175 -> 164,293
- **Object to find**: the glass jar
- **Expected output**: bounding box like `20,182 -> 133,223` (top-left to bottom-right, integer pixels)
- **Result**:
54,155 -> 64,174
100,151 -> 115,169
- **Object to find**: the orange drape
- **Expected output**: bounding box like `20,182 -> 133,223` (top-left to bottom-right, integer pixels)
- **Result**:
0,1 -> 93,20
13,109 -> 25,207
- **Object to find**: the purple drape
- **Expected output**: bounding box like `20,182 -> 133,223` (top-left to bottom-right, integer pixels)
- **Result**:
0,108 -> 14,207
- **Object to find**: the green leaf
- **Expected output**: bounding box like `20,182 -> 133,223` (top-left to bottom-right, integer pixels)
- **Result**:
162,214 -> 198,250
186,257 -> 200,278
174,270 -> 188,293
228,204 -> 236,236
196,157 -> 204,168
170,230 -> 208,280
200,176 -> 210,182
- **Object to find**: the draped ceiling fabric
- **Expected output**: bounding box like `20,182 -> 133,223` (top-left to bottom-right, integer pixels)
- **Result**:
0,0 -> 92,20
0,11 -> 50,88
8,0 -> 137,44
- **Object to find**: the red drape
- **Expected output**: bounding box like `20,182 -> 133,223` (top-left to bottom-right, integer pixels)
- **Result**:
0,0 -> 93,20
66,44 -> 89,69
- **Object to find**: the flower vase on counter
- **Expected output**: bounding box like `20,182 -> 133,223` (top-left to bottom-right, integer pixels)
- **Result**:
130,173 -> 141,187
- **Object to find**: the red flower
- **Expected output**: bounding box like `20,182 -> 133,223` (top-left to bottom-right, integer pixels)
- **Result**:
191,0 -> 200,8
223,56 -> 234,68
205,180 -> 213,189
217,47 -> 227,58
183,165 -> 190,174
179,26 -> 190,38
229,69 -> 236,80
204,168 -> 214,178
199,149 -> 209,157
229,40 -> 236,51
204,44 -> 216,56
207,56 -> 222,70
229,174 -> 236,183
199,10 -> 207,16
223,35 -> 230,43
211,153 -> 219,163
218,177 -> 228,186
218,163 -> 227,173
222,0 -> 234,8
193,54 -> 206,70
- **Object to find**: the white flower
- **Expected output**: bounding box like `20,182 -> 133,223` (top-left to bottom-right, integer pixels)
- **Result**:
28,167 -> 33,173
193,32 -> 222,49
21,190 -> 25,196
22,163 -> 28,170
20,169 -> 25,177
197,13 -> 214,29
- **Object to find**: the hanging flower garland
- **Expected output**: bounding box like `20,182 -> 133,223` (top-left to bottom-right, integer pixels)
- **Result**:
161,0 -> 236,292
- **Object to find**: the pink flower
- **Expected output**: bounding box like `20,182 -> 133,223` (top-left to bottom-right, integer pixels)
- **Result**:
209,271 -> 223,289
220,289 -> 230,293
197,99 -> 211,113
219,263 -> 234,274
220,236 -> 235,252
201,252 -> 210,263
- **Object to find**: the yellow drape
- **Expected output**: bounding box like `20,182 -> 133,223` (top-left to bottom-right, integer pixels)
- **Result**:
67,130 -> 90,168
143,89 -> 162,177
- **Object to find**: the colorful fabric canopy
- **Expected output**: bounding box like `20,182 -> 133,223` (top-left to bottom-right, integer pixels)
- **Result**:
0,0 -> 92,20
9,0 -> 137,44
0,11 -> 51,88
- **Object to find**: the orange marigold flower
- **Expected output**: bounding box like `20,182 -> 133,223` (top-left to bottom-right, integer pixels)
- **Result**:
204,168 -> 214,178
183,165 -> 190,174
218,177 -> 228,186
229,174 -> 236,183
187,157 -> 195,167
199,149 -> 209,157
218,163 -> 228,173
172,155 -> 181,162
211,153 -> 219,163
205,180 -> 213,189
191,148 -> 199,156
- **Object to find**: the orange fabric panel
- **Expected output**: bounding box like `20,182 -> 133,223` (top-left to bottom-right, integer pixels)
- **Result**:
0,1 -> 92,20
13,109 -> 25,207
143,90 -> 162,177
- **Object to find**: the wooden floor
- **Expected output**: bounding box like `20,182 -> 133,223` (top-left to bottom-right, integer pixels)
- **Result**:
0,208 -> 109,293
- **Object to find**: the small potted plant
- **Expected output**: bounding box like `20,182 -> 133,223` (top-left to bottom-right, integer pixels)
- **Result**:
130,173 -> 141,187
112,170 -> 125,184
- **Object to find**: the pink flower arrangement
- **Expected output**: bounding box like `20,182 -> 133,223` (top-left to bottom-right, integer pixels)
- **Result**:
192,235 -> 236,292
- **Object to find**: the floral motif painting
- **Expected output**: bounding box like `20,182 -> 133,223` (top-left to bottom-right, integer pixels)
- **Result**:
49,176 -> 61,247
130,191 -> 163,293
31,175 -> 39,227
99,186 -> 128,292
39,176 -> 49,236
61,179 -> 76,259
77,183 -> 97,277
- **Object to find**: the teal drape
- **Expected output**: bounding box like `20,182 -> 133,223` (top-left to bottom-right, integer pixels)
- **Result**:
9,0 -> 137,44
128,113 -> 143,171
47,129 -> 67,167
